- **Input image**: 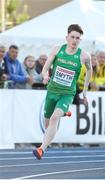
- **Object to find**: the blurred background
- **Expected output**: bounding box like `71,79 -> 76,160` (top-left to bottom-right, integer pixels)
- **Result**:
0,0 -> 105,59
0,0 -> 71,32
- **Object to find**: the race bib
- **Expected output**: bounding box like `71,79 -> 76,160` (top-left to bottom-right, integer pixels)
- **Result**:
53,66 -> 75,87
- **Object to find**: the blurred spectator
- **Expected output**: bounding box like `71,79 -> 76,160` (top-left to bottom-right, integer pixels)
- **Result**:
95,51 -> 105,90
22,55 -> 43,89
3,45 -> 31,88
78,52 -> 105,91
77,64 -> 86,92
96,51 -> 105,74
0,45 -> 8,88
35,54 -> 48,74
88,53 -> 99,91
96,51 -> 105,69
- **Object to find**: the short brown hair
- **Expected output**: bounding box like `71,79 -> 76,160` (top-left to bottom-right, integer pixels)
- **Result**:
9,45 -> 19,50
68,24 -> 83,35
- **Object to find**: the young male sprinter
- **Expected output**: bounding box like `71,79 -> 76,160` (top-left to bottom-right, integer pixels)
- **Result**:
33,24 -> 92,159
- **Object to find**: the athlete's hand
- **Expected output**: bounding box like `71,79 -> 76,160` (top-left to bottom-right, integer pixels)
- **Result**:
43,75 -> 50,84
82,90 -> 88,106
83,96 -> 88,106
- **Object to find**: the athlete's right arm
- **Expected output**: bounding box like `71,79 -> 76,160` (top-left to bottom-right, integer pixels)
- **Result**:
42,46 -> 60,84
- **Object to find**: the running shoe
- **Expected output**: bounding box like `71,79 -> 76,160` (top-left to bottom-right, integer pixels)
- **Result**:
64,111 -> 72,117
33,147 -> 44,160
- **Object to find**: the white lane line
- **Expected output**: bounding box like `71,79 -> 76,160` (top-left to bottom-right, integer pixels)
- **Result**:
11,167 -> 105,179
0,159 -> 105,168
1,154 -> 105,160
0,150 -> 105,155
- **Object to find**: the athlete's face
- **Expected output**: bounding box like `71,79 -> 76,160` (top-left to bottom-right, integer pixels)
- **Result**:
66,31 -> 81,49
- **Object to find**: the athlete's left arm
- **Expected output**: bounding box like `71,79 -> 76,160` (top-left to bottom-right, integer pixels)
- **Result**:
81,51 -> 92,98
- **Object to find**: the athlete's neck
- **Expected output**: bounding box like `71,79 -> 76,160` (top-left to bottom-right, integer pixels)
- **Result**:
66,46 -> 78,55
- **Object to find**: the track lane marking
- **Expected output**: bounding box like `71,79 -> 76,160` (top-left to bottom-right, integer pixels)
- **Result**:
0,149 -> 105,155
0,159 -> 105,168
11,167 -> 105,179
1,154 -> 105,160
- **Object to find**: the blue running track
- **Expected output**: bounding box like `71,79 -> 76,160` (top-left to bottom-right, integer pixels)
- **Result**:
0,147 -> 105,179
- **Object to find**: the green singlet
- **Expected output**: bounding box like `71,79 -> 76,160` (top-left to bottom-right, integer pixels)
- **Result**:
47,44 -> 82,95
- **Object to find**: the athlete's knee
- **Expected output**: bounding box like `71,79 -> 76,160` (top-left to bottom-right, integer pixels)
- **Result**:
45,119 -> 49,129
53,108 -> 64,119
50,112 -> 61,124
50,114 -> 58,124
48,108 -> 64,126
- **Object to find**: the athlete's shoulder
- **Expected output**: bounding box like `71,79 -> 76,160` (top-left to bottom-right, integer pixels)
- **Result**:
51,44 -> 66,56
80,50 -> 92,70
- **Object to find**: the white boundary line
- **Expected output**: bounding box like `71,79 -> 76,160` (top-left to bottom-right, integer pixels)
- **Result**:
0,149 -> 105,155
11,167 -> 105,179
1,154 -> 105,161
0,159 -> 105,168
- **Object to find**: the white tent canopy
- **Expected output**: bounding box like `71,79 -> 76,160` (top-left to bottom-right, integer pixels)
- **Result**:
0,0 -> 105,60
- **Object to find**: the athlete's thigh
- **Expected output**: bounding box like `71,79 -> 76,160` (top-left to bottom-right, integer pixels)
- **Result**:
44,91 -> 60,119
